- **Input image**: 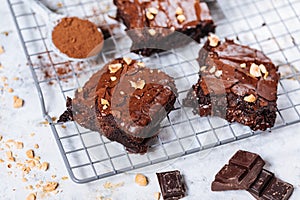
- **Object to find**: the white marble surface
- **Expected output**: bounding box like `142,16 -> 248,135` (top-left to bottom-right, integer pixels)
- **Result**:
1,0 -> 300,199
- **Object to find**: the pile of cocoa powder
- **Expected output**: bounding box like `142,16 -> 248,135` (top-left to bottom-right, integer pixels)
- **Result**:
52,17 -> 103,59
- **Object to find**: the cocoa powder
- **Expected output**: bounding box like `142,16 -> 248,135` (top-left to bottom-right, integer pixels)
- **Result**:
52,17 -> 103,59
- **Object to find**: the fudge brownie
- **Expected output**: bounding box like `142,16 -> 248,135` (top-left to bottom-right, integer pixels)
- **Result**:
114,0 -> 215,56
184,36 -> 280,131
58,58 -> 177,153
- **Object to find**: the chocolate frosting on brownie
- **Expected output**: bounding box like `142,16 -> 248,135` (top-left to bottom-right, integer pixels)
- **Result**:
184,37 -> 280,130
114,0 -> 215,56
59,58 -> 177,153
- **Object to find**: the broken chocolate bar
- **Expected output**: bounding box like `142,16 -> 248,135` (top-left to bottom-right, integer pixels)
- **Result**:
156,170 -> 186,200
211,150 -> 265,191
248,169 -> 294,200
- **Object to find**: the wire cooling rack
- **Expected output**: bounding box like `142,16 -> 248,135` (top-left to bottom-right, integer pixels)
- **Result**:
8,0 -> 300,183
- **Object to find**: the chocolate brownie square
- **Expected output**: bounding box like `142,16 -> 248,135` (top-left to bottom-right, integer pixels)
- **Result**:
184,36 -> 280,131
114,0 -> 215,56
58,58 -> 177,153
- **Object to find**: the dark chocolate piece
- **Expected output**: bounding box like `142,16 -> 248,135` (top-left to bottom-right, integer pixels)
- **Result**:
184,38 -> 280,131
211,150 -> 265,191
156,170 -> 186,200
248,169 -> 294,200
58,58 -> 177,153
114,0 -> 215,56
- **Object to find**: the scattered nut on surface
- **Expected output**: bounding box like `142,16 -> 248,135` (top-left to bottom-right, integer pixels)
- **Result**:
208,34 -> 220,47
176,7 -> 184,15
110,76 -> 117,81
62,176 -> 68,180
22,178 -> 28,182
244,94 -> 256,103
13,96 -> 24,108
240,63 -> 247,68
250,63 -> 262,77
148,29 -> 156,36
43,182 -> 59,192
177,14 -> 186,23
16,141 -> 24,149
0,159 -> 4,163
123,57 -> 132,65
154,192 -> 161,200
0,46 -> 4,54
130,80 -> 146,90
108,63 -> 122,73
7,88 -> 14,93
26,149 -> 34,159
26,193 -> 36,200
41,162 -> 49,171
34,144 -> 39,149
56,2 -> 63,7
6,151 -> 13,159
0,135 -> 2,141
135,173 -> 148,186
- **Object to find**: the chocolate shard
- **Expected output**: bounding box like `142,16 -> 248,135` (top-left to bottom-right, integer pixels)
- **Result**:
211,150 -> 265,191
248,169 -> 294,200
156,170 -> 186,200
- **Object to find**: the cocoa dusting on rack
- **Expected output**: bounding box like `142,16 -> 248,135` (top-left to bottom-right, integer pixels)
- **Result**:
52,17 -> 103,59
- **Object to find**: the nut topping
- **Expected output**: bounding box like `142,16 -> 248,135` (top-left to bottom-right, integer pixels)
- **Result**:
244,94 -> 256,102
240,63 -> 246,68
130,80 -> 146,90
208,34 -> 220,47
176,7 -> 184,15
146,11 -> 154,20
148,29 -> 156,36
200,66 -> 207,72
137,62 -> 145,68
13,96 -> 24,108
110,76 -> 117,81
259,64 -> 267,73
123,57 -> 132,65
148,7 -> 158,15
108,63 -> 122,73
177,14 -> 186,24
101,98 -> 110,110
250,63 -> 262,77
154,192 -> 161,200
209,66 -> 216,74
215,70 -> 223,78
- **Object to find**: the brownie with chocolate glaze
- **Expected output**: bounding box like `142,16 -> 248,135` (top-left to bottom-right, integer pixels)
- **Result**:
114,0 -> 215,56
58,58 -> 177,153
184,36 -> 280,131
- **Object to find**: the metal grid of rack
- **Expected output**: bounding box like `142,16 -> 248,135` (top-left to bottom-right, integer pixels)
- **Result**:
7,0 -> 300,183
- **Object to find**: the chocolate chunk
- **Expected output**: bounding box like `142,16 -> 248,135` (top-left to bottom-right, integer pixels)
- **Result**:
211,150 -> 265,191
156,170 -> 186,200
184,38 -> 280,131
114,0 -> 215,56
248,169 -> 294,200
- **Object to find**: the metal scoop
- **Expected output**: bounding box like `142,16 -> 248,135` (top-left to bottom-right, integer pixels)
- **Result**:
26,0 -> 104,61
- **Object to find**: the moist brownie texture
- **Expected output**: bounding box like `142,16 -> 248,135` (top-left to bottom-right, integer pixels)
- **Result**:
184,37 -> 280,131
58,58 -> 177,153
114,0 -> 215,56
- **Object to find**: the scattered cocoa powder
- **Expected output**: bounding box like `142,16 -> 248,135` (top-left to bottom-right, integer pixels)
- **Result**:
52,17 -> 103,59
